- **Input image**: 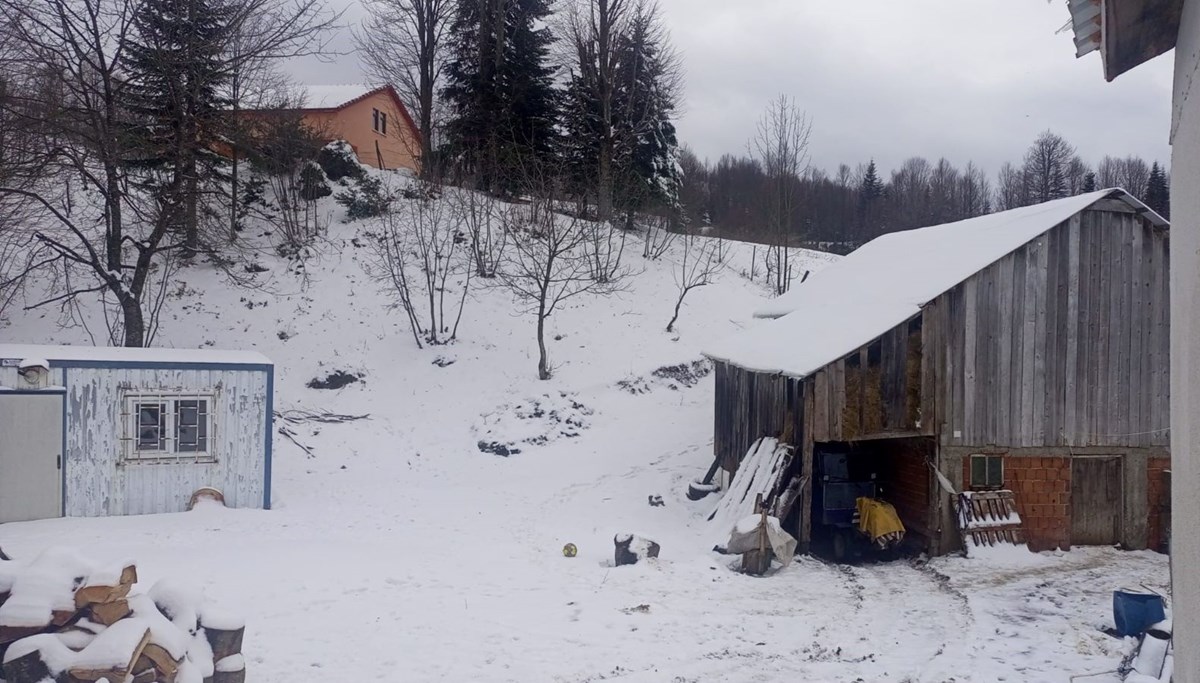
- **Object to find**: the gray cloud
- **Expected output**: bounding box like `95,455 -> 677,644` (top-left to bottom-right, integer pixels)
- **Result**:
294,0 -> 1174,175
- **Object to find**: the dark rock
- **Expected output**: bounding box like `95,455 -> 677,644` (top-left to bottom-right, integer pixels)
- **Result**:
614,534 -> 660,566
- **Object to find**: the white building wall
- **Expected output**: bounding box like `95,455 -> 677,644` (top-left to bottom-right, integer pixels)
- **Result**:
1171,1 -> 1200,680
63,366 -> 269,516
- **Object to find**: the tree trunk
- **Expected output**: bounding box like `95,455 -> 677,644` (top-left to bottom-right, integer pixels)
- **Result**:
666,292 -> 684,333
121,295 -> 146,348
105,163 -> 123,272
229,147 -> 239,241
536,300 -> 550,380
597,142 -> 613,220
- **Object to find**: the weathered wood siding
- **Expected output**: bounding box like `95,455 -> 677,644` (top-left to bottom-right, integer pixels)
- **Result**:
933,208 -> 1170,448
713,362 -> 801,472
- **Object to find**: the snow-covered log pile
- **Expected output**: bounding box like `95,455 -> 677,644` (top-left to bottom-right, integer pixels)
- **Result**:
0,548 -> 245,683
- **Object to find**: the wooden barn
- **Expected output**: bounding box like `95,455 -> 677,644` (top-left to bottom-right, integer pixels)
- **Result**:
703,189 -> 1170,556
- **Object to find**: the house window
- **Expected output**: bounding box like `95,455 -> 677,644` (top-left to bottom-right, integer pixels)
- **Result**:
970,454 -> 1004,490
122,393 -> 215,462
373,108 -> 387,134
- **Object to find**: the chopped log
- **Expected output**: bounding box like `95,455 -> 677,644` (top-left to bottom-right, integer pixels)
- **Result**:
89,599 -> 131,626
213,654 -> 245,683
135,643 -> 180,683
67,624 -> 150,683
214,667 -> 247,683
131,667 -> 159,683
1,649 -> 52,683
203,625 -> 245,662
0,625 -> 45,646
74,565 -> 137,609
614,534 -> 660,567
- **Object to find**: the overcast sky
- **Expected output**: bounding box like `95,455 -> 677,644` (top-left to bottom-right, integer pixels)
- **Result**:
294,0 -> 1175,176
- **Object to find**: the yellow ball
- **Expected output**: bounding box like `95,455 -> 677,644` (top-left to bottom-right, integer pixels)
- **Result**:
562,543 -> 578,558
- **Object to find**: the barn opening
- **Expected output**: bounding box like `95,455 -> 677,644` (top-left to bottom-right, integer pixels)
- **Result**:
809,436 -> 935,561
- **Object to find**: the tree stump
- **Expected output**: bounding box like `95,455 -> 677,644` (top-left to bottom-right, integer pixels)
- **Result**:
614,534 -> 660,566
203,625 -> 244,662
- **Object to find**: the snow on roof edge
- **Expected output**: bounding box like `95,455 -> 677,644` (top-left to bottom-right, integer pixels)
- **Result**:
0,344 -> 272,367
704,189 -> 1165,380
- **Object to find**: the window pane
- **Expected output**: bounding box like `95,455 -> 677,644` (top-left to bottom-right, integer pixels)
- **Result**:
136,404 -> 164,451
381,113 -> 387,134
970,457 -> 986,487
987,457 -> 1004,487
176,400 -> 208,452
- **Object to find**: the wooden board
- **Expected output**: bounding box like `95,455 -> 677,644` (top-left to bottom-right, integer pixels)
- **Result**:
1071,456 -> 1122,545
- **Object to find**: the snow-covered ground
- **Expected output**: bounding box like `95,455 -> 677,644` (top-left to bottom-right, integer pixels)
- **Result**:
0,181 -> 1167,681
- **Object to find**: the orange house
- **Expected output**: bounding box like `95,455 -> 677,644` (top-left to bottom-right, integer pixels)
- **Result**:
294,84 -> 422,173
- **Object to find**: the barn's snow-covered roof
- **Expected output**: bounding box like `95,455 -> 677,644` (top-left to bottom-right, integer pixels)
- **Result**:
0,344 -> 271,367
703,189 -> 1164,379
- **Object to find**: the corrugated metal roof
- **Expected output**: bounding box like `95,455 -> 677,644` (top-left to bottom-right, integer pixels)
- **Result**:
1069,0 -> 1104,58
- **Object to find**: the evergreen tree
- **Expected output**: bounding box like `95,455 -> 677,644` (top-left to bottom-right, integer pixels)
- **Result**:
126,0 -> 232,253
1082,171 -> 1097,193
442,0 -> 559,194
610,4 -> 680,220
859,160 -> 883,202
1145,162 -> 1170,218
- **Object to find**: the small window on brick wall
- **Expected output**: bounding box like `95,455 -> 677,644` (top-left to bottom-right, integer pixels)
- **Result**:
970,454 -> 1004,490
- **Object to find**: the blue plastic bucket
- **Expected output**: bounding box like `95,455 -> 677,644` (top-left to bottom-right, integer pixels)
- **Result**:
1113,591 -> 1166,637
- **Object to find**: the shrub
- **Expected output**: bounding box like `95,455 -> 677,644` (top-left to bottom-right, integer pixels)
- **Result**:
299,162 -> 332,201
336,175 -> 393,220
317,140 -> 366,182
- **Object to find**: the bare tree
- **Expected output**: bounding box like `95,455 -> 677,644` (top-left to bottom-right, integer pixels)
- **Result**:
958,161 -> 992,217
642,213 -> 674,259
750,94 -> 810,296
220,0 -> 342,240
666,228 -> 720,332
563,0 -> 631,221
995,162 -> 1027,211
499,190 -> 621,380
1021,130 -> 1076,203
370,179 -> 472,347
451,186 -> 506,278
355,0 -> 452,179
0,0 -> 195,347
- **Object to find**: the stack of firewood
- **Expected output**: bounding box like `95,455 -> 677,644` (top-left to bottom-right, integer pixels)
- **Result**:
0,548 -> 245,683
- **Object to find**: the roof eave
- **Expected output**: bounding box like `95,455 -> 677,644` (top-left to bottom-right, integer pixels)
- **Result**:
1071,0 -> 1183,81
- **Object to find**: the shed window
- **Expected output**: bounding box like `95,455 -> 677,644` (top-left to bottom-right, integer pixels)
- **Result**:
970,454 -> 1004,490
122,393 -> 216,462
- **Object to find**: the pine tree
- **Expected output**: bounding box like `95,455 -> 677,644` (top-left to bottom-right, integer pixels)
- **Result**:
442,0 -> 559,194
1145,162 -> 1170,218
859,160 -> 883,202
1082,171 -> 1097,193
610,4 -> 680,220
126,0 -> 232,253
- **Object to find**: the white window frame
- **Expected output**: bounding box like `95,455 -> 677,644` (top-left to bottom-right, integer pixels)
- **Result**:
120,391 -> 218,464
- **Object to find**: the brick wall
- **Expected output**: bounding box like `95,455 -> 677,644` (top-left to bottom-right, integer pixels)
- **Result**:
963,455 -> 1071,551
1148,457 -> 1171,553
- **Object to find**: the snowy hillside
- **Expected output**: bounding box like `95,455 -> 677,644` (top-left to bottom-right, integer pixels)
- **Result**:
0,176 -> 1167,682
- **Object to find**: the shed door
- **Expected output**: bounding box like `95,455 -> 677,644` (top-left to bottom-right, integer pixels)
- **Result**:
1071,456 -> 1121,546
0,393 -> 64,523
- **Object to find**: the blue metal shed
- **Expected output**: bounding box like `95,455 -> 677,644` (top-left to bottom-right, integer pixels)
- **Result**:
0,344 -> 273,522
